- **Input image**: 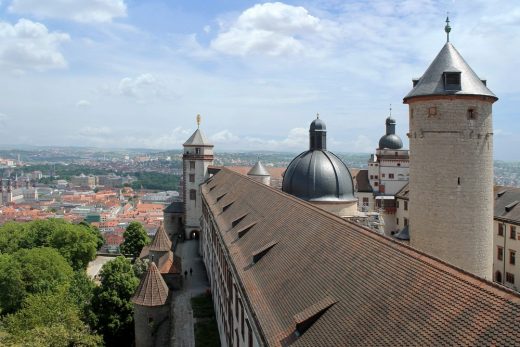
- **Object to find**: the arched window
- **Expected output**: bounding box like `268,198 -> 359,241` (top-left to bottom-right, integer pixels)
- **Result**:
495,270 -> 502,283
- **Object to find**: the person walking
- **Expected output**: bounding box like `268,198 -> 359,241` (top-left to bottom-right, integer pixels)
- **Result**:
190,267 -> 193,276
184,270 -> 188,278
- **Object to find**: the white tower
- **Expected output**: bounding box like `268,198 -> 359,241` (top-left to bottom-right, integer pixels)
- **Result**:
183,115 -> 214,239
403,19 -> 497,279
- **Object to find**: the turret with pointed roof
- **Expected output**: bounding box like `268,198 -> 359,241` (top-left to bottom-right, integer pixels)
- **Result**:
403,18 -> 496,280
132,262 -> 171,347
247,160 -> 271,186
183,115 -> 214,239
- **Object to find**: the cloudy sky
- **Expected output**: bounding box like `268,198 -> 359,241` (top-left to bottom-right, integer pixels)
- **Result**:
0,0 -> 519,159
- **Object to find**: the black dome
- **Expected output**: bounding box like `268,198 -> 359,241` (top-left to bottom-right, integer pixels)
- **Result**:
310,118 -> 326,131
378,116 -> 403,149
379,134 -> 403,149
282,150 -> 355,202
282,117 -> 354,202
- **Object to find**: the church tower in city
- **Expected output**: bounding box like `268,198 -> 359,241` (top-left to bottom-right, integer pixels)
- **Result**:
183,115 -> 214,239
403,18 -> 497,279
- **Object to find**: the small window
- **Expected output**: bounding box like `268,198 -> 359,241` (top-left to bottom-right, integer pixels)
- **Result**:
396,201 -> 399,208
374,182 -> 378,187
506,272 -> 515,284
498,223 -> 504,236
189,174 -> 195,183
375,175 -> 378,179
428,107 -> 437,117
396,218 -> 399,225
511,226 -> 517,240
190,161 -> 195,169
444,72 -> 461,90
404,218 -> 408,226
382,174 -> 385,178
467,108 -> 477,120
404,201 -> 408,211
195,148 -> 201,155
498,246 -> 504,261
190,189 -> 196,201
370,175 -> 373,179
397,163 -> 401,167
510,250 -> 516,265
389,173 -> 394,179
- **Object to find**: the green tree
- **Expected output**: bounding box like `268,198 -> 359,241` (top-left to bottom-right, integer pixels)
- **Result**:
80,221 -> 104,250
0,219 -> 99,271
90,256 -> 139,345
0,254 -> 24,314
68,271 -> 96,322
120,221 -> 150,258
0,248 -> 73,313
0,288 -> 102,346
50,224 -> 98,270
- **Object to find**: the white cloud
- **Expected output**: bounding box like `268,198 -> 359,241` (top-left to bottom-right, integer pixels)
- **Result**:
117,73 -> 170,102
211,2 -> 323,56
76,100 -> 91,109
9,0 -> 127,23
0,19 -> 70,71
210,130 -> 239,143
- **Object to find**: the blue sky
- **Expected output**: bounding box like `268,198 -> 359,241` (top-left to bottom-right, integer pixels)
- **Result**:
0,0 -> 519,159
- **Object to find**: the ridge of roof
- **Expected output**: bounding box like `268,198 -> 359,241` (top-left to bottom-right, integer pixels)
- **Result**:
131,262 -> 169,307
149,223 -> 172,251
183,128 -> 213,146
404,42 -> 497,102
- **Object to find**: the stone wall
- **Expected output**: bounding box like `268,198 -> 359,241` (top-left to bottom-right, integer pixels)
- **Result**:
407,97 -> 494,279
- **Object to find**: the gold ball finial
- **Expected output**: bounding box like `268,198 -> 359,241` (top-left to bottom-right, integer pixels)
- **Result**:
196,114 -> 201,128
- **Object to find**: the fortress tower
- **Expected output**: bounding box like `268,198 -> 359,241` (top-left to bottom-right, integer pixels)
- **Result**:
403,19 -> 497,279
183,115 -> 214,239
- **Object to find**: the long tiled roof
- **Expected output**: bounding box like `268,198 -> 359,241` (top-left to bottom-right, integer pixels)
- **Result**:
201,168 -> 520,346
131,262 -> 169,307
149,223 -> 172,252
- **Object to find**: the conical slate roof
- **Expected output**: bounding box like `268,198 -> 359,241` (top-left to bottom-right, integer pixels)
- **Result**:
248,161 -> 270,177
183,128 -> 212,146
404,42 -> 497,102
149,223 -> 172,252
131,262 -> 169,306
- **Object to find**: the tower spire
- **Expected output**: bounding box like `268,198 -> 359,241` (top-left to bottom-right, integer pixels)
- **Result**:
445,14 -> 451,42
196,114 -> 201,129
389,104 -> 392,117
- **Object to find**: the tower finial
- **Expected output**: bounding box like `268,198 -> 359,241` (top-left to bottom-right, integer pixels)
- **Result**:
445,14 -> 451,42
316,112 -> 319,119
389,104 -> 392,117
196,114 -> 201,128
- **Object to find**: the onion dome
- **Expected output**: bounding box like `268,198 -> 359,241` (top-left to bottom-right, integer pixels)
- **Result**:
282,117 -> 355,202
378,116 -> 403,150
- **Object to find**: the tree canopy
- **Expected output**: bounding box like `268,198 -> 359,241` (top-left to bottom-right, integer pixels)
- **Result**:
0,248 -> 73,314
119,221 -> 150,258
0,219 -> 100,270
90,256 -> 140,346
0,287 -> 102,346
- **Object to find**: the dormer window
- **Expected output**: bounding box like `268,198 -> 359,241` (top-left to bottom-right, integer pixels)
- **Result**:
444,71 -> 461,91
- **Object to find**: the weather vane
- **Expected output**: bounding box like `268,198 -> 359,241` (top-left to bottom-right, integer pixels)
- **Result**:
389,104 -> 392,117
445,13 -> 451,42
316,112 -> 320,119
196,114 -> 201,128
